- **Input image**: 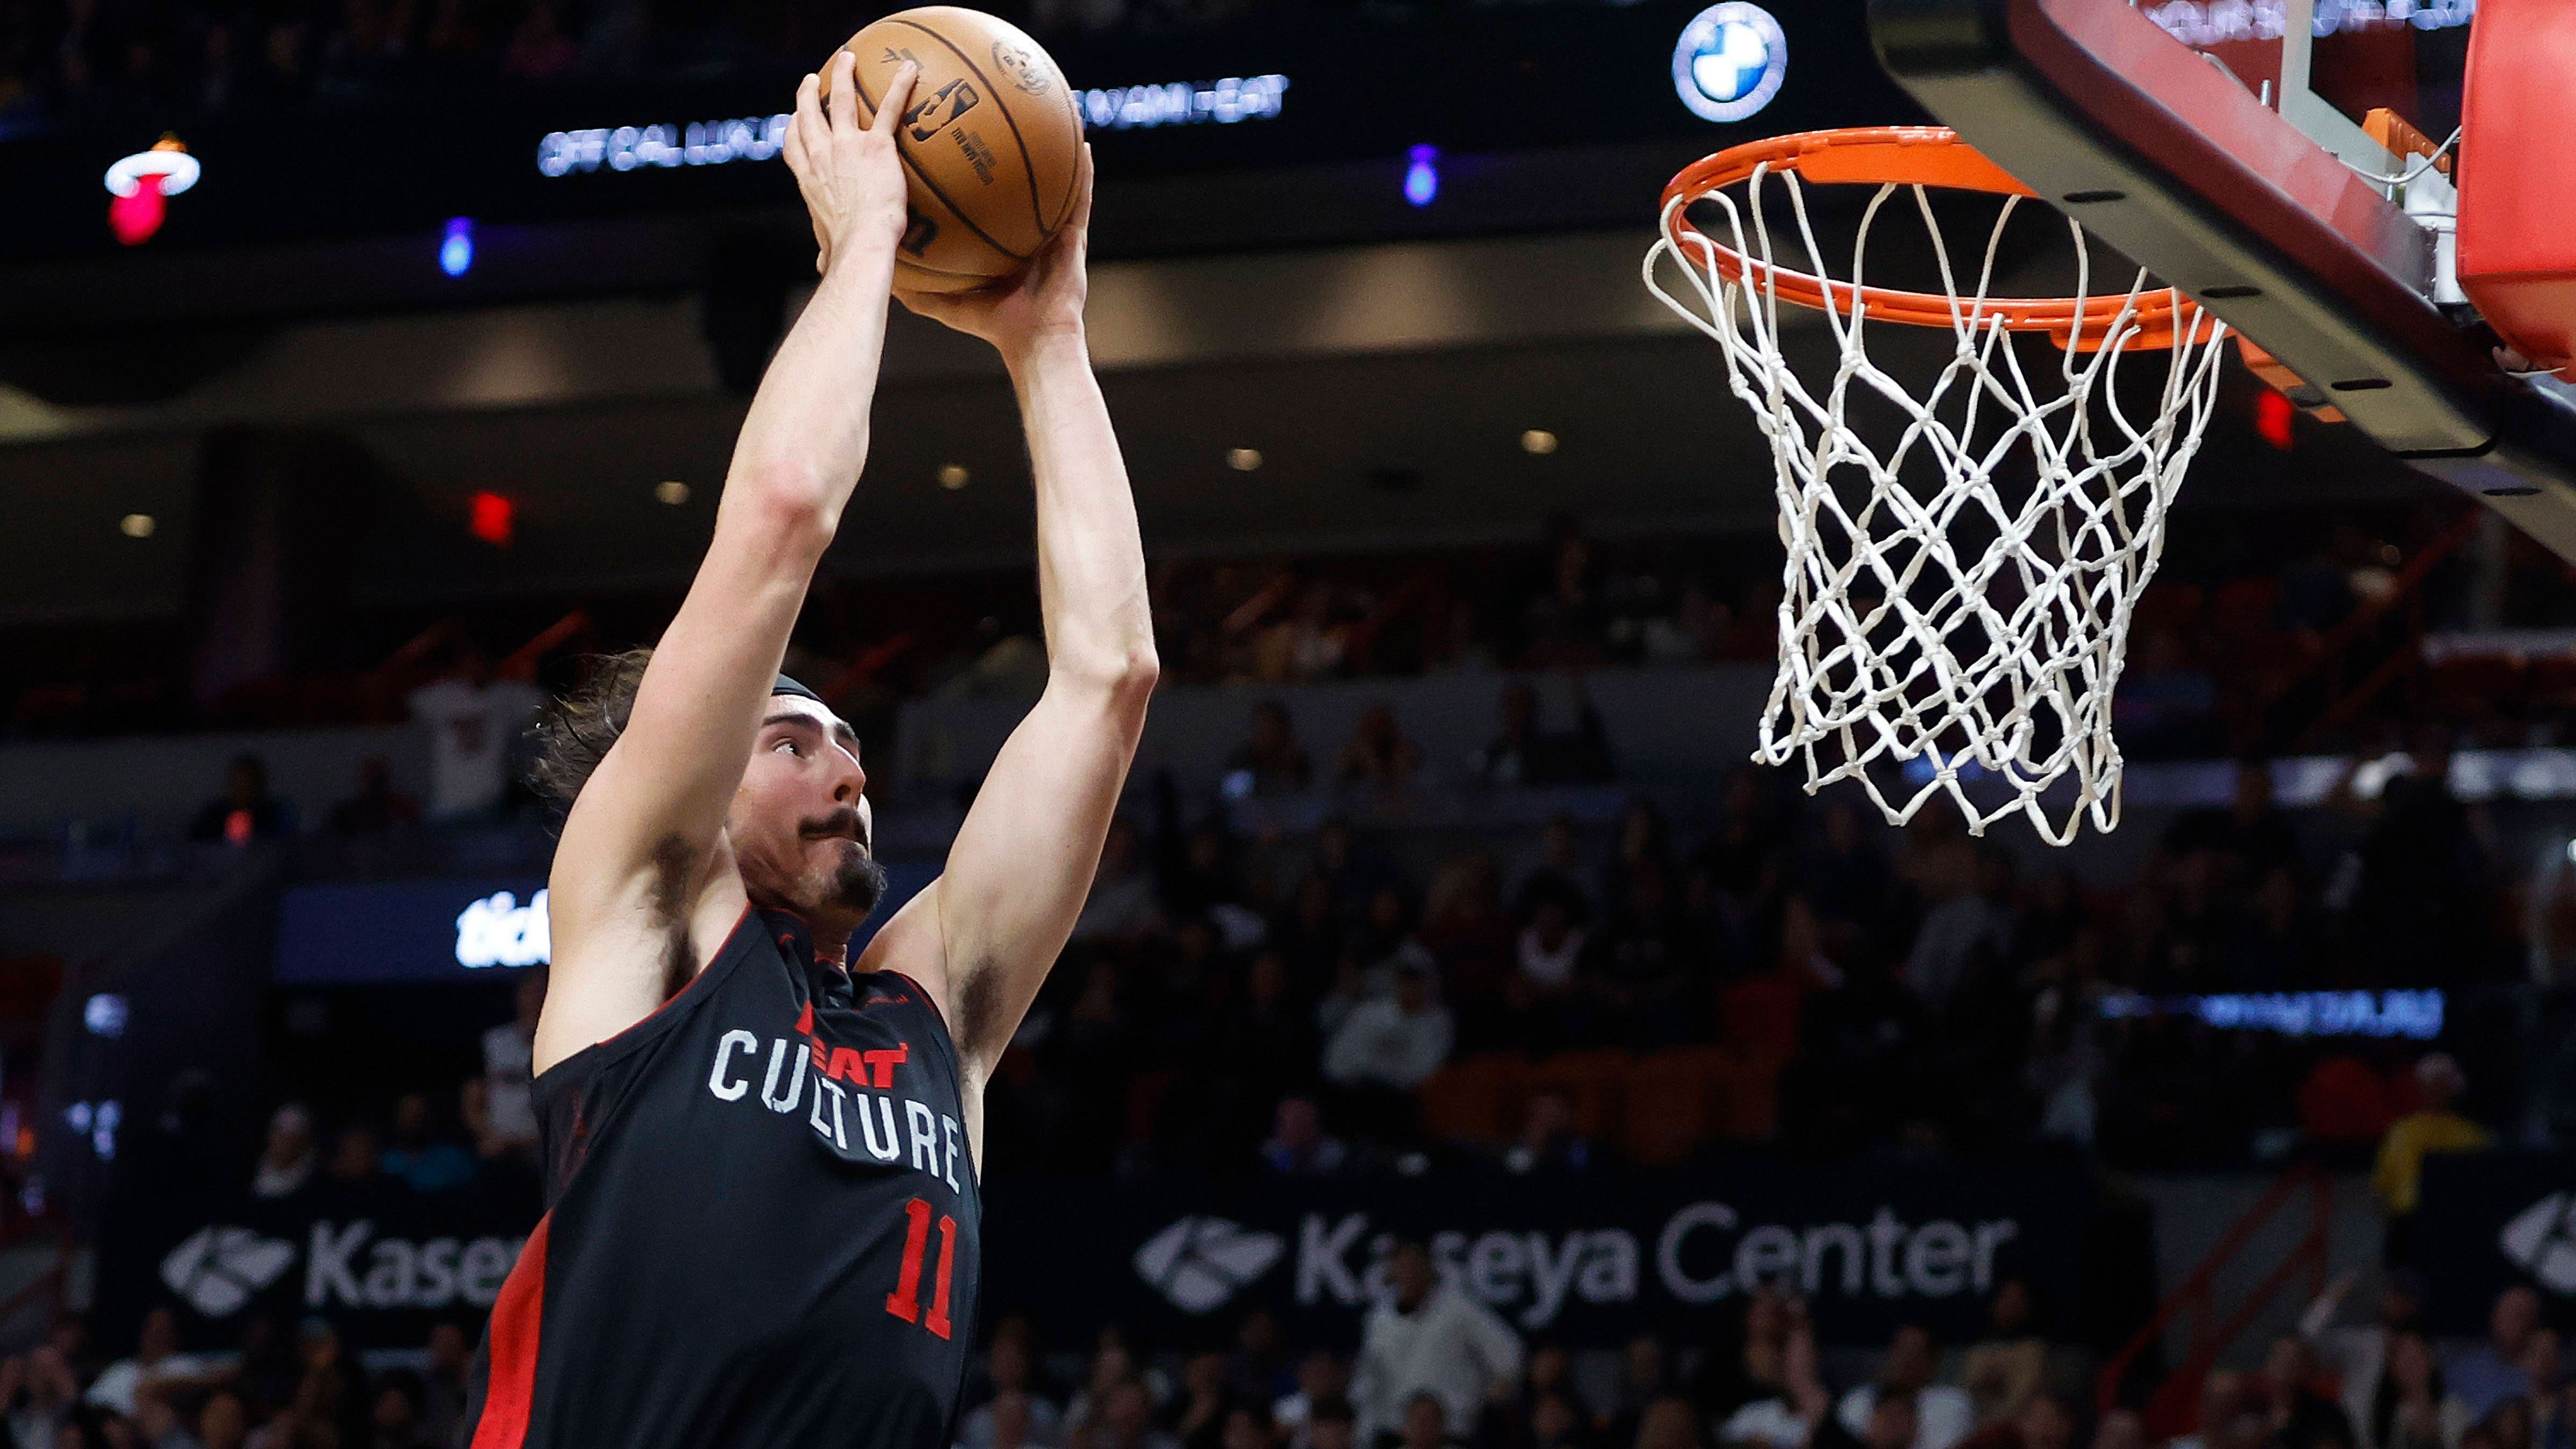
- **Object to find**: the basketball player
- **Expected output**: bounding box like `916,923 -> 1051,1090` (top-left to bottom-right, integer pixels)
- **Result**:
458,53 -> 1157,1449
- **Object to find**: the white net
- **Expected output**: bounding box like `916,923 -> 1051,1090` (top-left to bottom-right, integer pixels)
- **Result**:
1645,158 -> 2233,844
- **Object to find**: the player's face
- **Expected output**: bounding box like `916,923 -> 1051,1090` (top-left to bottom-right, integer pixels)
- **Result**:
729,695 -> 885,932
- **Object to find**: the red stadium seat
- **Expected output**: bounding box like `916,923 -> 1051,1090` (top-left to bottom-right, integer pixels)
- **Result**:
1623,1049 -> 1721,1165
1528,1049 -> 1631,1142
1417,1052 -> 1529,1145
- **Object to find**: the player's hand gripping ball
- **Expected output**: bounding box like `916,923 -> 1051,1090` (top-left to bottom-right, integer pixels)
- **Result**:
818,7 -> 1084,294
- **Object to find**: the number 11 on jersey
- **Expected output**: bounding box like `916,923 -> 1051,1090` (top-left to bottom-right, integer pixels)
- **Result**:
885,1196 -> 956,1339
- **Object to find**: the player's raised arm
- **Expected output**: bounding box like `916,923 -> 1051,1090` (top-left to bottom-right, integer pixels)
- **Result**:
537,55 -> 917,1072
864,146 -> 1160,1078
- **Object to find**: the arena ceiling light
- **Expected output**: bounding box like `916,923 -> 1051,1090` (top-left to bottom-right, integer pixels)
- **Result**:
118,513 -> 155,538
937,464 -> 971,490
1520,429 -> 1560,455
654,480 -> 691,505
1225,448 -> 1263,472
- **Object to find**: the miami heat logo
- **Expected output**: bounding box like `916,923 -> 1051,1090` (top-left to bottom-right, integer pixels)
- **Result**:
708,1004 -> 964,1192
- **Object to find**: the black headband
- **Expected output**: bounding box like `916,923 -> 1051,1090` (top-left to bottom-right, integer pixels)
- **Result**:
772,673 -> 825,706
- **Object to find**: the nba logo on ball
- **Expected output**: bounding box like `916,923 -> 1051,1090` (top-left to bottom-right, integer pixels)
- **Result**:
1673,2 -> 1786,124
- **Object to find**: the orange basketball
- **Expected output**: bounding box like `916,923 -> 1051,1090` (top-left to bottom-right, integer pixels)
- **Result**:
820,7 -> 1083,294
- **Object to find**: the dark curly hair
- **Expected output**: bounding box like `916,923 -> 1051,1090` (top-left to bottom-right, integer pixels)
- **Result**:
527,648 -> 655,815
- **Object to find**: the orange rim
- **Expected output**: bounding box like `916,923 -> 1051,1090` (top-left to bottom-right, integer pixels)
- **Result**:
1661,126 -> 2208,352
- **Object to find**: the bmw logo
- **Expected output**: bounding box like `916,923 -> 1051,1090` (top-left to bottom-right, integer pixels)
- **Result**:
1673,2 -> 1788,124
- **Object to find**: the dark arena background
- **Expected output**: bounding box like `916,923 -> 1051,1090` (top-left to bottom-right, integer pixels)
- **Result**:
5,0 -> 2576,1445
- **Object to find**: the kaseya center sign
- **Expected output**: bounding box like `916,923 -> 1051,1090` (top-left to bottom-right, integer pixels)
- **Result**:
989,1160 -> 2090,1345
105,1178 -> 539,1351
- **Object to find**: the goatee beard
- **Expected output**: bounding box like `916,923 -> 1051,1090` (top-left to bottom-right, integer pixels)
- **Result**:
833,851 -> 889,919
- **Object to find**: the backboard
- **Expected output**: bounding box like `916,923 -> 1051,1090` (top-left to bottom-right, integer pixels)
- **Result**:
1865,0 -> 2576,562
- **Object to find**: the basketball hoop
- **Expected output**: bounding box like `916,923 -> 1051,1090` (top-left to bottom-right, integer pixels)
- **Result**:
1645,126 -> 2233,843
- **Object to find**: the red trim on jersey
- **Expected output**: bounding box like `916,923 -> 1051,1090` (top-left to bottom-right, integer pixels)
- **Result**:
470,1213 -> 552,1449
886,971 -> 947,1028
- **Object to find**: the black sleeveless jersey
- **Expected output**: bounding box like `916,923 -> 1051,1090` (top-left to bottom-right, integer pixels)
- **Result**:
462,907 -> 981,1449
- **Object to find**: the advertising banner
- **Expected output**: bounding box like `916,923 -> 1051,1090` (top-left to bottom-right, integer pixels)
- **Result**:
984,1159 -> 2093,1348
109,1158 -> 2091,1352
2416,1153 -> 2576,1335
103,1178 -> 540,1353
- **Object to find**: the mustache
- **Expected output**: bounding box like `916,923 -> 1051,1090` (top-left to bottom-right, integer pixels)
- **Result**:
798,806 -> 872,853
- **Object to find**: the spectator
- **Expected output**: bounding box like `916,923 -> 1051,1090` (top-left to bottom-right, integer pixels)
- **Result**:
1509,898 -> 1587,1032
2342,732 -> 2492,989
194,1391 -> 248,1449
419,1323 -> 471,1447
2170,1374 -> 2248,1449
1584,866 -> 1694,1047
1901,837 -> 2002,1017
2300,1271 -> 2426,1449
1956,1397 -> 2075,1449
86,1308 -> 219,1418
1466,681 -> 1613,787
1337,704 -> 1424,796
2112,628 -> 2219,756
1228,701 -> 1315,797
325,756 -> 419,837
1276,1357 -> 1352,1449
2256,1336 -> 2358,1449
1323,964 -> 1454,1092
482,971 -> 545,1157
1351,1239 -> 1525,1447
364,1374 -> 431,1449
185,755 -> 287,846
963,1334 -> 1061,1449
985,1394 -> 1045,1449
2088,1412 -> 2144,1449
1253,582 -> 1350,684
2445,1288 -> 2544,1423
1838,1327 -> 1974,1449
2163,759 -> 2301,884
1074,819 -> 1163,942
1602,1336 -> 1674,1449
1500,1086 -> 1594,1174
378,1092 -> 476,1194
1310,1400 -> 1360,1449
1961,1281 -> 2049,1427
1725,1297 -> 1824,1449
1826,1398 -> 1920,1449
2372,1056 -> 2491,1246
325,1127 -> 381,1187
1228,1312 -> 1293,1411
406,648 -> 543,823
1166,1353 -> 1231,1449
132,1383 -> 195,1449
2374,1336 -> 2443,1449
1399,1394 -> 1452,1449
249,1106 -> 317,1201
1262,1097 -> 1348,1176
1066,1333 -> 1160,1441
1511,816 -> 1594,925
1527,1392 -> 1588,1449
1220,1406 -> 1273,1449
1101,1382 -> 1182,1449
6,1348 -> 82,1449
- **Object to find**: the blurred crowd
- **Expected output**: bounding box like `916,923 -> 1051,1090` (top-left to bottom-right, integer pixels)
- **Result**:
13,511 -> 2576,762
972,729 -> 2570,1177
17,1245 -> 2574,1449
